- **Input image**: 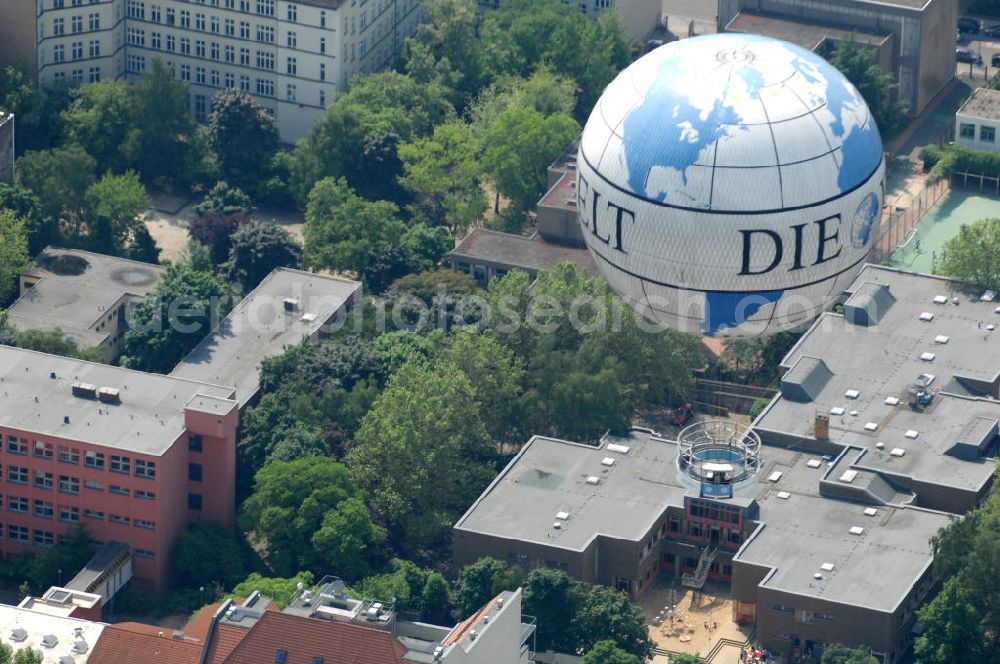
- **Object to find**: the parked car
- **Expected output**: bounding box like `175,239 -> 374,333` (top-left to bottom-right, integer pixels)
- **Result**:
985,23 -> 1000,38
959,17 -> 981,33
957,47 -> 983,65
992,52 -> 1000,67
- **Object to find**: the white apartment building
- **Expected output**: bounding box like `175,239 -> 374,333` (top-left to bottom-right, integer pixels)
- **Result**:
2,0 -> 422,142
956,87 -> 1000,153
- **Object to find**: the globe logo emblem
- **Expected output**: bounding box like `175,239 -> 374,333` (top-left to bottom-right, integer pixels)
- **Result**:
577,33 -> 885,337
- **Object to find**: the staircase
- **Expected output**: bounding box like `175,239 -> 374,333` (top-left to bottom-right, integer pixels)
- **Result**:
681,546 -> 718,589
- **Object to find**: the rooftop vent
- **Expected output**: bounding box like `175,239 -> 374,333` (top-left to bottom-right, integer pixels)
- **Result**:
982,290 -> 996,302
830,406 -> 845,416
776,491 -> 791,499
890,447 -> 906,457
813,572 -> 823,580
552,522 -> 562,529
282,297 -> 300,313
71,382 -> 97,399
989,324 -> 996,331
97,386 -> 120,404
767,471 -> 782,483
884,396 -> 900,406
300,312 -> 318,323
59,657 -> 75,664
864,507 -> 879,517
41,635 -> 57,648
934,335 -> 950,344
919,312 -> 934,322
820,563 -> 835,572
72,639 -> 88,654
845,389 -> 860,399
864,422 -> 878,431
806,459 -> 822,469
839,470 -> 858,483
849,526 -> 865,536
555,511 -> 569,520
606,443 -> 630,454
933,295 -> 948,305
49,372 -> 56,379
875,442 -> 885,450
905,430 -> 919,439
469,630 -> 477,641
585,476 -> 600,485
9,629 -> 26,642
601,457 -> 615,467
920,352 -> 936,362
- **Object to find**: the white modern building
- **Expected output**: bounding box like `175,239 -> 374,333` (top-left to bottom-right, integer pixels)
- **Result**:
0,0 -> 422,142
955,87 -> 1000,153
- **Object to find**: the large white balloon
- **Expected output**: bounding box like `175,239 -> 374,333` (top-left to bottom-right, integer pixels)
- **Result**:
578,33 -> 884,337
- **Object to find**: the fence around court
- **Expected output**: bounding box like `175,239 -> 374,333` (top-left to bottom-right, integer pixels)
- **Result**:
870,178 -> 949,264
952,169 -> 1000,195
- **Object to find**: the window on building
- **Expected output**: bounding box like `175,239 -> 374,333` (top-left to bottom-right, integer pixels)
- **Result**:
286,84 -> 296,102
188,463 -> 203,482
287,57 -> 296,76
34,500 -> 53,519
57,447 -> 79,465
196,40 -> 206,58
166,34 -> 175,51
166,7 -> 175,24
84,479 -> 104,491
84,451 -> 104,469
110,455 -> 130,475
256,51 -> 274,70
7,437 -> 26,456
287,31 -> 297,49
32,441 -> 52,459
59,506 -> 80,523
53,18 -> 65,36
135,519 -> 155,530
109,514 -> 130,525
88,39 -> 100,57
180,37 -> 191,54
8,526 -> 27,543
319,63 -> 325,81
982,126 -> 996,143
109,485 -> 130,496
180,9 -> 190,28
287,3 -> 297,21
255,78 -> 275,97
71,15 -> 83,33
136,489 -> 156,500
188,493 -> 203,511
210,42 -> 219,60
151,5 -> 160,22
34,471 -> 53,490
58,476 -> 79,495
320,10 -> 326,27
195,13 -> 206,31
211,69 -> 220,87
9,466 -> 28,487
225,18 -> 235,36
240,47 -> 250,66
88,12 -> 100,30
180,64 -> 191,81
85,509 -> 104,520
33,530 -> 54,547
224,72 -> 235,88
319,37 -> 325,54
319,89 -> 325,108
239,75 -> 250,91
275,650 -> 287,664
256,0 -> 275,16
240,21 -> 250,39
134,548 -> 155,559
7,497 -> 27,514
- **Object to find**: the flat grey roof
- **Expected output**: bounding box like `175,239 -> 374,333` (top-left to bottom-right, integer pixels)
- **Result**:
0,345 -> 235,456
7,248 -> 164,348
455,431 -> 695,552
452,229 -> 597,275
756,265 -> 1000,495
726,12 -> 891,51
170,268 -> 360,406
957,88 -> 1000,122
736,491 -> 950,613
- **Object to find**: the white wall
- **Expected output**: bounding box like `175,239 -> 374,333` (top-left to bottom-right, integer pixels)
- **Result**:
955,114 -> 1000,152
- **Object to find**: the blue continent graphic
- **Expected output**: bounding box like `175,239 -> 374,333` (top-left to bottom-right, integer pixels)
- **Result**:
854,192 -> 880,246
621,53 -> 740,201
702,290 -> 784,336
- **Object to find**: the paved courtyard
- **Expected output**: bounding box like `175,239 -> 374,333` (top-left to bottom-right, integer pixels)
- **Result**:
640,580 -> 752,662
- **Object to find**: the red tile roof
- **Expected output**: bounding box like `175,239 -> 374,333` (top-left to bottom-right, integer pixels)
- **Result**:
90,623 -> 203,664
184,602 -> 226,643
218,611 -> 414,664
442,596 -> 499,647
204,623 -> 251,664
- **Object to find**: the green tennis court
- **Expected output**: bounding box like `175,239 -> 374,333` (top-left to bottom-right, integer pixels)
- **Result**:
887,190 -> 1000,274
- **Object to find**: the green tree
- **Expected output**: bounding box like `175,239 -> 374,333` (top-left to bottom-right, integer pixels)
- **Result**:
668,655 -> 701,664
123,58 -> 197,184
208,89 -> 280,196
172,523 -> 252,589
398,121 -> 487,236
452,558 -> 524,619
231,571 -> 315,609
571,584 -> 652,659
61,80 -> 133,172
12,648 -> 42,664
16,144 -> 96,223
482,106 -> 579,216
0,210 -> 30,306
347,362 -> 495,550
13,329 -> 103,362
939,218 -> 1000,292
579,641 -> 642,664
353,559 -> 431,612
188,209 -> 250,264
303,177 -> 407,279
0,182 -> 57,255
403,0 -> 481,103
196,181 -> 255,216
522,568 -> 577,653
422,572 -> 451,620
239,457 -> 385,578
224,221 -> 301,291
829,36 -> 908,137
915,577 -> 986,664
84,170 -> 151,254
0,65 -> 72,153
121,262 -> 232,372
289,71 -> 453,204
821,644 -> 879,664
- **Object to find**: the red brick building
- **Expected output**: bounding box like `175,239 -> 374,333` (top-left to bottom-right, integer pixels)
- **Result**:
0,346 -> 240,591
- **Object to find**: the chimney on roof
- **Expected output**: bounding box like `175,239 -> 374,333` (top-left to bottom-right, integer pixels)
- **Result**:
815,413 -> 829,439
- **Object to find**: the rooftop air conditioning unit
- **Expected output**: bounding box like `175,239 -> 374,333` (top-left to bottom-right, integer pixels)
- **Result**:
71,382 -> 98,399
283,298 -> 300,313
97,387 -> 121,404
